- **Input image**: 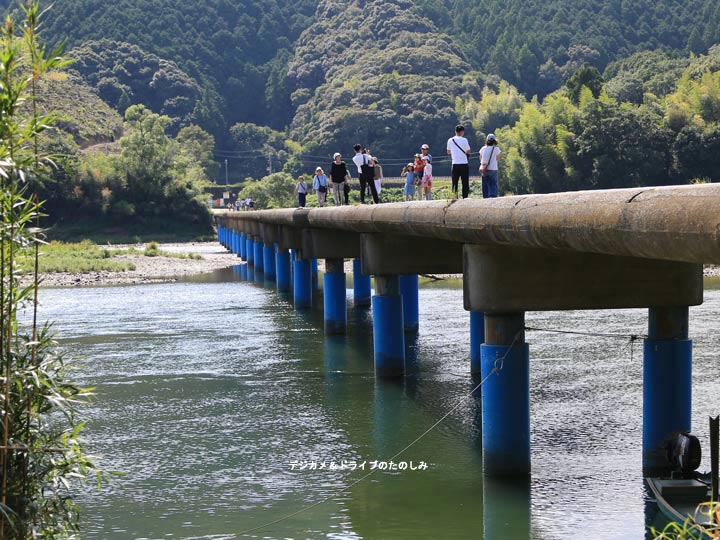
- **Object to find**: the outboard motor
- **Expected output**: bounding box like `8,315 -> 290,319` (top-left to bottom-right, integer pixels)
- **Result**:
666,432 -> 702,476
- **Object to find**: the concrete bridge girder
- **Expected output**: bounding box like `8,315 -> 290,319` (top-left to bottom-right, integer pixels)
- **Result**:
463,244 -> 703,312
301,229 -> 362,260
360,234 -> 463,276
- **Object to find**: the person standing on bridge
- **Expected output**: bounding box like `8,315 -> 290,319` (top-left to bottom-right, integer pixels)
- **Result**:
447,124 -> 471,198
295,175 -> 309,207
353,144 -> 379,204
373,157 -> 383,201
329,153 -> 348,206
479,133 -> 501,198
312,166 -> 328,207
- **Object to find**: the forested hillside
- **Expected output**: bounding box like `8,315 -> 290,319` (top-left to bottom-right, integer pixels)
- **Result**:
4,0 -> 720,219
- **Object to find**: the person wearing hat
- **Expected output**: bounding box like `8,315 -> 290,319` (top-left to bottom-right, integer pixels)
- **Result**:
420,143 -> 432,163
401,162 -> 416,201
479,133 -> 501,198
295,175 -> 310,207
447,124 -> 472,198
329,152 -> 348,205
312,166 -> 329,207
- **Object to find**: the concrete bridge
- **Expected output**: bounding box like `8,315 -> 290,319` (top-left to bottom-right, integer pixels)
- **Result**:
215,183 -> 720,478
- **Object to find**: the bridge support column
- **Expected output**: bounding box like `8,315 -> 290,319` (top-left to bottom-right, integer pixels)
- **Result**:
253,238 -> 264,272
372,275 -> 405,377
275,245 -> 292,292
324,258 -> 347,335
263,243 -> 276,281
353,258 -> 371,307
399,274 -> 419,333
643,306 -> 692,474
481,313 -> 530,476
470,311 -> 485,376
235,231 -> 242,255
311,259 -> 320,290
239,233 -> 247,261
246,236 -> 255,266
239,263 -> 247,281
293,252 -> 312,309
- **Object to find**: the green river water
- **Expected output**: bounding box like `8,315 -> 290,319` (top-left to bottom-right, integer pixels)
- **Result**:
33,266 -> 720,539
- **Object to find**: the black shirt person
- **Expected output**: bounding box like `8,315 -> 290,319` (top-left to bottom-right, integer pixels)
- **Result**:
352,144 -> 380,204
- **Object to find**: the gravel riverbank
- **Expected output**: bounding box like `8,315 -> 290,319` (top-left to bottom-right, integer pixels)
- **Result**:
38,242 -> 240,287
37,242 -> 720,287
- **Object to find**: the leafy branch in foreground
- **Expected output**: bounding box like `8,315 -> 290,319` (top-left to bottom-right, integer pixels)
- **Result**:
0,2 -> 101,538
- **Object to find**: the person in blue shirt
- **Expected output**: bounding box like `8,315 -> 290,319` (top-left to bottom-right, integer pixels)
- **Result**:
402,163 -> 416,201
312,167 -> 329,207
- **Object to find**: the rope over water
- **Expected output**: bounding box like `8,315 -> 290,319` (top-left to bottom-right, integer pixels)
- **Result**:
237,331 -> 524,536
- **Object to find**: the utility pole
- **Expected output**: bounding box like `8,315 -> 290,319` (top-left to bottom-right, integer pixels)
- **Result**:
225,159 -> 228,185
267,151 -> 273,175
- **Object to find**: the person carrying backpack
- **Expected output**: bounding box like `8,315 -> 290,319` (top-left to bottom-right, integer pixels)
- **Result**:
313,167 -> 329,207
479,133 -> 501,198
446,124 -> 472,198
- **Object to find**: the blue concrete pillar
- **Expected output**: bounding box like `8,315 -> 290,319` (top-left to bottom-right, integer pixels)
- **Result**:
399,274 -> 419,333
239,263 -> 248,281
276,246 -> 292,293
239,233 -> 247,261
263,243 -> 276,281
470,311 -> 485,376
217,226 -> 222,245
293,255 -> 312,309
353,258 -> 372,307
372,275 -> 405,377
246,237 -> 255,265
253,239 -> 264,272
324,258 -> 347,335
643,306 -> 692,473
233,231 -> 240,254
481,313 -> 530,476
311,258 -> 320,290
247,264 -> 255,282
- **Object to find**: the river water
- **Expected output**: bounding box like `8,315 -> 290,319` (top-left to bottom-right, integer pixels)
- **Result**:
33,267 -> 720,539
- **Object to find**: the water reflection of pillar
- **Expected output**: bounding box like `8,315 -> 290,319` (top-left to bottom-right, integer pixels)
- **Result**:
399,274 -> 419,333
353,258 -> 372,307
481,313 -> 530,477
324,258 -> 347,335
275,246 -> 292,293
482,476 -> 531,540
239,263 -> 247,281
643,306 -> 692,474
372,275 -> 405,377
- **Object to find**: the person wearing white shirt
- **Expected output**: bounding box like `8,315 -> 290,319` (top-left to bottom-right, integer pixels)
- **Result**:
446,124 -> 472,198
479,133 -> 501,198
352,144 -> 379,204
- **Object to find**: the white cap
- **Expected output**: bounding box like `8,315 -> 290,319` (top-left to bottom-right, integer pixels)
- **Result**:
333,152 -> 341,159
421,144 -> 429,149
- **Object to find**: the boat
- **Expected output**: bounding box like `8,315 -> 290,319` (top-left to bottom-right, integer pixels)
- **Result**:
646,418 -> 720,538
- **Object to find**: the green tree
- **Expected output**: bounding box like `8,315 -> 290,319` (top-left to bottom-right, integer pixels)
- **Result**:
566,63 -> 604,105
0,3 -> 100,537
237,172 -> 296,209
